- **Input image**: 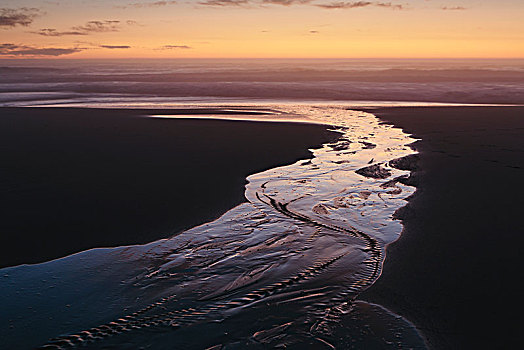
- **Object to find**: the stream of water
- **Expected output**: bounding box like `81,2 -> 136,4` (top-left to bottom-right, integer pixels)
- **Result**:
2,104 -> 426,349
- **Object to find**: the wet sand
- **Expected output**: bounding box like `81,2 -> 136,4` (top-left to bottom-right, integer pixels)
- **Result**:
360,106 -> 524,349
0,107 -> 339,268
1,106 -> 425,350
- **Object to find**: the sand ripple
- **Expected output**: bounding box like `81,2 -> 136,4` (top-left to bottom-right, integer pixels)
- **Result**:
34,106 -> 425,349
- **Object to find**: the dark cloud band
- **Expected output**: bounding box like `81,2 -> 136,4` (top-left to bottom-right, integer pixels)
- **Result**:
100,45 -> 132,49
156,45 -> 192,50
31,20 -> 138,37
126,1 -> 178,8
72,20 -> 121,33
198,0 -> 249,6
315,1 -> 403,9
0,43 -> 82,56
0,8 -> 41,28
31,28 -> 87,36
196,0 -> 403,8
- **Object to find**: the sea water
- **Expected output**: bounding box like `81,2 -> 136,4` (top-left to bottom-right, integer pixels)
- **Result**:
1,58 -> 523,106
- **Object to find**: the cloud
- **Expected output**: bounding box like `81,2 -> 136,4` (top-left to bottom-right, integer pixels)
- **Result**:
160,44 -> 192,49
376,2 -> 403,10
315,1 -> 403,9
315,1 -> 371,9
309,30 -> 319,34
100,45 -> 131,49
261,0 -> 311,5
198,0 -> 249,6
0,43 -> 82,56
198,0 -> 312,6
196,0 -> 402,8
0,43 -> 21,50
0,8 -> 41,28
32,20 -> 136,37
441,6 -> 466,10
126,1 -> 178,8
31,28 -> 87,36
72,20 -> 121,33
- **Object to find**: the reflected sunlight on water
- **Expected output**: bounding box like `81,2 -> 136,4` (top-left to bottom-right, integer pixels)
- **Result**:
3,104 -> 426,349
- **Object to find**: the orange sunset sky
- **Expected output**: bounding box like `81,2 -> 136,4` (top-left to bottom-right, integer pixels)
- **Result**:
1,0 -> 523,58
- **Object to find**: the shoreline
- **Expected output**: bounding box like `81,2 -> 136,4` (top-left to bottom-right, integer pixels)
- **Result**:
1,105 -> 425,350
360,106 -> 524,349
0,107 -> 340,268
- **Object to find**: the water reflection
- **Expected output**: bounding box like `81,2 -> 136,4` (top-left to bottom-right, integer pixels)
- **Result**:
5,105 -> 425,349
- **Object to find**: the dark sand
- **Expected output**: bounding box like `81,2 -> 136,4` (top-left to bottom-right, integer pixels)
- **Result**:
360,107 -> 524,349
0,107 -> 338,268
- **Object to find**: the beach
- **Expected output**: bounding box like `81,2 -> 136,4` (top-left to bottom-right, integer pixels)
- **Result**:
1,1 -> 522,345
1,105 -> 427,349
0,107 -> 339,267
360,106 -> 524,349
1,104 -> 522,349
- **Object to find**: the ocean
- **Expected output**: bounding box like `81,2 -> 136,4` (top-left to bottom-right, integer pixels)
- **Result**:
1,58 -> 524,106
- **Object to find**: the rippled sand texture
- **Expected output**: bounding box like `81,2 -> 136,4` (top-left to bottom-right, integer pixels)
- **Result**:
37,106 -> 424,349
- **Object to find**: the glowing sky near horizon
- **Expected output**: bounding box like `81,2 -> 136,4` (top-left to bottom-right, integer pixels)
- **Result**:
0,0 -> 523,58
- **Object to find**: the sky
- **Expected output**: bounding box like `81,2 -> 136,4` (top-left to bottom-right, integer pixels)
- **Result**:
0,0 -> 523,58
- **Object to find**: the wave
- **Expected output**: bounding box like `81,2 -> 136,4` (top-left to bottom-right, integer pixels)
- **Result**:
1,81 -> 523,105
1,59 -> 523,105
